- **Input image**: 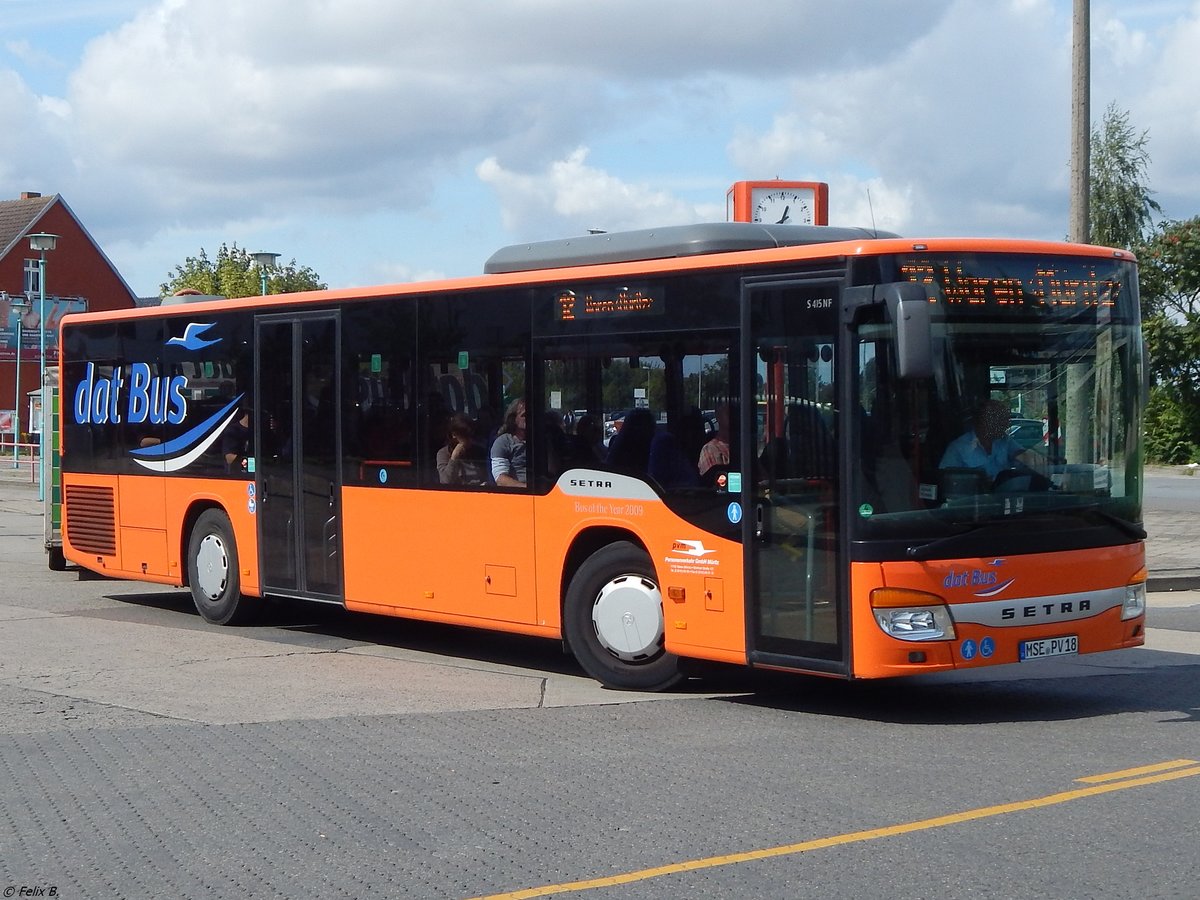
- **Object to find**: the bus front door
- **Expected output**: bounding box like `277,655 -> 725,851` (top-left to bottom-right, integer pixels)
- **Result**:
255,314 -> 343,602
745,280 -> 845,671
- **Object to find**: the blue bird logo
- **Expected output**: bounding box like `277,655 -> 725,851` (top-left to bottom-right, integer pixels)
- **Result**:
166,322 -> 220,351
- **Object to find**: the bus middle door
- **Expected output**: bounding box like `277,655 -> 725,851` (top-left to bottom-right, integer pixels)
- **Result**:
255,313 -> 344,603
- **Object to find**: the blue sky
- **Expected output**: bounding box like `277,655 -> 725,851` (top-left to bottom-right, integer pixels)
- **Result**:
3,0 -> 1198,298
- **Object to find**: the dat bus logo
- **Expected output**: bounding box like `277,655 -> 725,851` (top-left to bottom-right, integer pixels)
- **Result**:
943,558 -> 1016,598
73,362 -> 188,427
71,324 -> 245,473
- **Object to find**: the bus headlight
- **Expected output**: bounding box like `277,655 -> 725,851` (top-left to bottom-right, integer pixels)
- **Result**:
873,606 -> 956,641
870,588 -> 956,642
1121,582 -> 1146,620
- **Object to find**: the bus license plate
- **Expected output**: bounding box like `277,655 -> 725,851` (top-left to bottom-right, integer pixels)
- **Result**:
1019,635 -> 1078,661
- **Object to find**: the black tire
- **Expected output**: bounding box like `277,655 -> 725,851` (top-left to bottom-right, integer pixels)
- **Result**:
564,541 -> 682,691
47,546 -> 66,571
187,508 -> 254,625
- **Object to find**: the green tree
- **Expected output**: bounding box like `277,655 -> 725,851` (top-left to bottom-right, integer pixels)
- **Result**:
1138,218 -> 1200,462
160,243 -> 326,298
1089,102 -> 1161,250
1139,217 -> 1200,319
1086,105 -> 1198,463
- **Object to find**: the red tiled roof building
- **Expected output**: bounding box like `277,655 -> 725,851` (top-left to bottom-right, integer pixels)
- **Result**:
0,191 -> 137,439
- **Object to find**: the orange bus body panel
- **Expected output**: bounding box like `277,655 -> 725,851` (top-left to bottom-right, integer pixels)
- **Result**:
534,483 -> 749,667
166,476 -> 262,596
341,486 -> 545,634
340,482 -> 750,665
58,237 -> 1133,335
62,472 -> 261,594
849,543 -> 1145,678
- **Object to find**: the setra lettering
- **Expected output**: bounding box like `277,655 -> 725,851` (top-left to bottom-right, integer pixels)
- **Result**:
570,478 -> 613,489
1000,599 -> 1091,620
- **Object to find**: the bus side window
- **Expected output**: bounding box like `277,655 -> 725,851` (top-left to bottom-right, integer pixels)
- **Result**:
340,300 -> 418,486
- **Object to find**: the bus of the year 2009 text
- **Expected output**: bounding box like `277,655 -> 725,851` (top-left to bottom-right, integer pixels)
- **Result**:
58,222 -> 1148,690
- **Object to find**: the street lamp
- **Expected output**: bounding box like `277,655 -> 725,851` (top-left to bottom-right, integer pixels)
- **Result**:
251,252 -> 280,296
28,232 -> 57,502
5,291 -> 29,468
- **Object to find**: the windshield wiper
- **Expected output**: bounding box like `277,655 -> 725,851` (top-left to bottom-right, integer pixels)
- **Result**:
905,520 -> 1010,561
1080,506 -> 1146,540
904,505 -> 1146,560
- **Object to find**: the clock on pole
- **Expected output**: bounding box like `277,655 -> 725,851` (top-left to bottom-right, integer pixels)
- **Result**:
726,180 -> 829,226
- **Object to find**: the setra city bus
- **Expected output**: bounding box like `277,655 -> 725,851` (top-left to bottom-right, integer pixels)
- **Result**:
58,222 -> 1148,690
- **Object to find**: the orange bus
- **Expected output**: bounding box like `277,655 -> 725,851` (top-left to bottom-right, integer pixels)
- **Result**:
58,223 -> 1147,689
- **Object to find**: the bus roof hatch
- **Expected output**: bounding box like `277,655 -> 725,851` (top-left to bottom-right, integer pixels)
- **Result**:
483,222 -> 897,274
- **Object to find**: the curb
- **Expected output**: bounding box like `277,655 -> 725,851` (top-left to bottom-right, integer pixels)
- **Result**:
1146,571 -> 1200,593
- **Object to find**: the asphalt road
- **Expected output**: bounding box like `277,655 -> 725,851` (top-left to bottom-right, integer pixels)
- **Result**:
1143,465 -> 1200,512
1,476 -> 1198,899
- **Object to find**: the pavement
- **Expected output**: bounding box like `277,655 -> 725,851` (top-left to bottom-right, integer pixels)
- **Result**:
1140,465 -> 1200,592
2,458 -> 1195,592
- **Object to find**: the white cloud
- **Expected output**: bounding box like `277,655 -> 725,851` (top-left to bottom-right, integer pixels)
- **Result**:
4,38 -> 62,70
3,0 -> 1200,296
1124,6 -> 1200,205
477,148 -> 718,237
55,1 -> 949,228
0,68 -> 74,187
720,0 -> 1200,236
727,1 -> 1099,238
1095,12 -> 1151,68
827,175 -> 913,234
374,262 -> 447,285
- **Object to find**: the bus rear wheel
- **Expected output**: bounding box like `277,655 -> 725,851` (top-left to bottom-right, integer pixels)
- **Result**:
187,509 -> 253,625
564,542 -> 682,691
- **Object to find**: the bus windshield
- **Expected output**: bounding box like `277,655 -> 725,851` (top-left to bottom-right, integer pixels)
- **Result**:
852,252 -> 1144,551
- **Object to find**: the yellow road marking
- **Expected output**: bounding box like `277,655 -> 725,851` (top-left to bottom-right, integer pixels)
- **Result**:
1075,758 -> 1197,783
474,762 -> 1200,900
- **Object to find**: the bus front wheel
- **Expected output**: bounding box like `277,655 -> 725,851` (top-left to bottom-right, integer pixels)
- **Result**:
187,509 -> 253,625
564,542 -> 682,691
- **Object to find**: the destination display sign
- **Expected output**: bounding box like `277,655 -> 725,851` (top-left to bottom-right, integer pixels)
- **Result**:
897,257 -> 1127,309
555,285 -> 665,321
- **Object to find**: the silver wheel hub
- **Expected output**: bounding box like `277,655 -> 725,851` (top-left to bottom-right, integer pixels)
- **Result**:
591,574 -> 664,661
195,533 -> 229,601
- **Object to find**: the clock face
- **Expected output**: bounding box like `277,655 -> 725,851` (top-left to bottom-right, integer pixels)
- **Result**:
752,189 -> 814,225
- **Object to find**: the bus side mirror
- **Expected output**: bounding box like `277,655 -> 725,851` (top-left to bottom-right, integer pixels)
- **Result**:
883,283 -> 932,379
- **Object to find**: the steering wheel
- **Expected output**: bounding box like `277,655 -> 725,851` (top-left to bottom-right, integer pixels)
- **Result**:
992,468 -> 1052,492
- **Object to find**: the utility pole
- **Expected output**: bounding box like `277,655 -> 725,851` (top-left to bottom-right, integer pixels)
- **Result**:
1069,0 -> 1090,243
1066,0 -> 1092,471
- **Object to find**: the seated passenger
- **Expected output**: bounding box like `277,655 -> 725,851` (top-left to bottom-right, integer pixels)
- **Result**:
698,403 -> 731,477
567,414 -> 605,467
490,399 -> 527,487
940,398 -> 1040,482
437,413 -> 489,486
221,409 -> 252,473
542,411 -> 569,478
649,408 -> 704,489
605,408 -> 656,474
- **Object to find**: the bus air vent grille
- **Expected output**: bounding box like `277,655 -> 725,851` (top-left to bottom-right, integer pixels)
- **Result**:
65,485 -> 117,557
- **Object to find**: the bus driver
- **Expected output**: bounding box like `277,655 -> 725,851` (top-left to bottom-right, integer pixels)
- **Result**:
939,398 -> 1040,482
